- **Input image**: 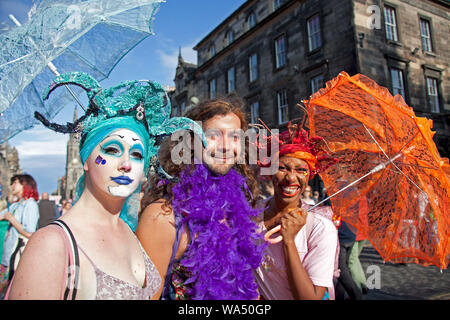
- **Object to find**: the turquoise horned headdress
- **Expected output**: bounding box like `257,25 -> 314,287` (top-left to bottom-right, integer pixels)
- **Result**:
35,72 -> 206,230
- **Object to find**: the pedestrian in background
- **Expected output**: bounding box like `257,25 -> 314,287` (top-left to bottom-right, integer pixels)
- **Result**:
37,192 -> 56,229
335,220 -> 363,300
312,190 -> 320,204
301,185 -> 316,205
61,201 -> 72,215
0,199 -> 8,292
0,174 -> 39,296
348,197 -> 369,294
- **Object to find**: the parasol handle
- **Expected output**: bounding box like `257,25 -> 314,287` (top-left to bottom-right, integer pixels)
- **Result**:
264,153 -> 403,245
8,14 -> 85,112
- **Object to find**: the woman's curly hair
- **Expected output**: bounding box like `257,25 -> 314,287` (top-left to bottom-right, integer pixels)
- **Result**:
140,96 -> 260,215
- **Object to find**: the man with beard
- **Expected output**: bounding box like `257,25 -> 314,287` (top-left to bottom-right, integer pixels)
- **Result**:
137,98 -> 266,300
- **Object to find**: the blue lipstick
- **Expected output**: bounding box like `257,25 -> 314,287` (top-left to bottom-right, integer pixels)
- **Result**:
110,176 -> 134,185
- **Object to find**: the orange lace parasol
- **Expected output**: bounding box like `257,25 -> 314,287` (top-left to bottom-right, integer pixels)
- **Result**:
303,72 -> 450,270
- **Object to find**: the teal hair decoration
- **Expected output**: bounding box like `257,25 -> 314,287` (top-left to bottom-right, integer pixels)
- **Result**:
36,71 -> 207,231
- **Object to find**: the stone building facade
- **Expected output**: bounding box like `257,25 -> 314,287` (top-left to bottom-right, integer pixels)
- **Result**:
62,107 -> 83,201
170,0 -> 449,157
0,142 -> 21,200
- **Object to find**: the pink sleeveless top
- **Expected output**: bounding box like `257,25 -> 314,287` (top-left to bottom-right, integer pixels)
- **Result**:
77,240 -> 161,300
5,223 -> 161,300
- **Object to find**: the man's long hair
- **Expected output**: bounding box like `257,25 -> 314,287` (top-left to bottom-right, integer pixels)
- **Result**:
140,96 -> 260,215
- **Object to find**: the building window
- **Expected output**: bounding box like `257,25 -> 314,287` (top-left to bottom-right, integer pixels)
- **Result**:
307,14 -> 322,52
277,90 -> 289,125
247,12 -> 256,30
274,35 -> 286,69
180,102 -> 186,115
311,74 -> 324,94
209,78 -> 216,99
426,77 -> 440,113
173,105 -> 179,116
226,30 -> 234,46
384,6 -> 398,42
249,53 -> 258,82
227,67 -> 235,93
209,44 -> 215,58
420,19 -> 433,52
390,68 -> 405,99
273,0 -> 282,11
250,101 -> 259,124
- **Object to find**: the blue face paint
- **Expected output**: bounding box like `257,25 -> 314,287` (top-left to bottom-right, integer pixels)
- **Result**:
95,155 -> 106,165
100,139 -> 125,158
129,143 -> 144,163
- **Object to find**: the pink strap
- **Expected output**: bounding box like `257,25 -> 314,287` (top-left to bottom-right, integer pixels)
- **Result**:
4,224 -> 74,300
47,224 -> 75,300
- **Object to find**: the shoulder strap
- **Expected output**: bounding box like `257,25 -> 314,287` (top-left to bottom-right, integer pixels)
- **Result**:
49,220 -> 80,300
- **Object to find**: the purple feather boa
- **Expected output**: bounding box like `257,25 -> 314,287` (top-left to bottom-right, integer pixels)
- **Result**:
172,164 -> 267,300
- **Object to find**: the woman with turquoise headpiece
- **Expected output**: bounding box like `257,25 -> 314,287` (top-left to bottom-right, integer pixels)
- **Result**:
5,72 -> 205,300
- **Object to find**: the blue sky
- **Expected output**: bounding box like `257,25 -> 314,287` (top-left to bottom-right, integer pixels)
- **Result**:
0,0 -> 246,195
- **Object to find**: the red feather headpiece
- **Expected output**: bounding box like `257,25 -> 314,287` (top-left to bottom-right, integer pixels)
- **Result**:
256,120 -> 338,179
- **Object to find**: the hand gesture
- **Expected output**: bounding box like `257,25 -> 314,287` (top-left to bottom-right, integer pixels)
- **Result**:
280,208 -> 307,243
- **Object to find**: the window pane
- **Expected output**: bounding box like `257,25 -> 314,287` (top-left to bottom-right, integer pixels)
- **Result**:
311,75 -> 324,94
420,19 -> 432,52
384,7 -> 398,41
249,54 -> 258,82
277,90 -> 289,124
250,102 -> 259,124
275,36 -> 286,68
173,106 -> 179,116
248,13 -> 256,29
227,30 -> 234,45
209,45 -> 215,58
273,0 -> 282,11
227,67 -> 235,93
209,79 -> 216,99
307,15 -> 322,52
390,68 -> 405,98
427,77 -> 440,112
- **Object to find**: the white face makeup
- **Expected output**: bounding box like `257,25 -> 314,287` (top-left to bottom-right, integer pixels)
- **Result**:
86,129 -> 145,199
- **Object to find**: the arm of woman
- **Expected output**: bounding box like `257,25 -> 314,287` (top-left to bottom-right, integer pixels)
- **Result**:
281,209 -> 327,300
3,212 -> 32,239
7,227 -> 66,299
4,200 -> 40,239
136,200 -> 176,300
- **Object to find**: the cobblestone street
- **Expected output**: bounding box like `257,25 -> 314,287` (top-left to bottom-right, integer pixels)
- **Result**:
359,244 -> 450,300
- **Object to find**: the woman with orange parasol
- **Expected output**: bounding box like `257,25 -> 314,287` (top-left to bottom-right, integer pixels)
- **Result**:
254,122 -> 339,300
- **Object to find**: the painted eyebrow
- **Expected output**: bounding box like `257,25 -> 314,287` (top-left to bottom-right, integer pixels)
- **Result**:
109,133 -> 141,141
109,134 -> 125,139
